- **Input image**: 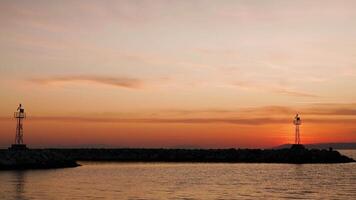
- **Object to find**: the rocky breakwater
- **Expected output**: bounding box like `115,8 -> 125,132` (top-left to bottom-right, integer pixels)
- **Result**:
0,149 -> 79,170
52,145 -> 355,164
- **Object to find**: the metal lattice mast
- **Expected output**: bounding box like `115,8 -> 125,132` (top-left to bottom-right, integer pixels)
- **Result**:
14,104 -> 26,145
293,114 -> 301,144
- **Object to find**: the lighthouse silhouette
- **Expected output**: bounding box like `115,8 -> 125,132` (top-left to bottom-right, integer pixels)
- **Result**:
9,104 -> 28,150
291,114 -> 305,150
293,114 -> 301,145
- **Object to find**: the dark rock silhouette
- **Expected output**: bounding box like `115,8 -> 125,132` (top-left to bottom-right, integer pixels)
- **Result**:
50,147 -> 354,164
290,144 -> 306,150
1,146 -> 354,170
0,149 -> 79,170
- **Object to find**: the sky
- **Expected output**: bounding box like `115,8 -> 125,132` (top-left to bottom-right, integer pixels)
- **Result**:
0,0 -> 356,148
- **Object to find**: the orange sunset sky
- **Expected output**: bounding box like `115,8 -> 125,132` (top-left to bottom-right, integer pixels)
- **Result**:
1,0 -> 356,148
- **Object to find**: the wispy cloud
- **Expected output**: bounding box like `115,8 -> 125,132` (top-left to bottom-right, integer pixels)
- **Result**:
153,104 -> 356,117
2,103 -> 356,125
271,88 -> 318,98
0,115 -> 353,125
234,82 -> 319,98
30,75 -> 143,89
2,104 -> 355,124
12,116 -> 290,125
304,104 -> 356,116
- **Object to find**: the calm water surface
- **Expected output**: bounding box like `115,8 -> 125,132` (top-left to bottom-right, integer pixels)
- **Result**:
0,150 -> 355,200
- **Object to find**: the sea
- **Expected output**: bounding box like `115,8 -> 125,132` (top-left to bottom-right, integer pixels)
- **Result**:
0,150 -> 355,200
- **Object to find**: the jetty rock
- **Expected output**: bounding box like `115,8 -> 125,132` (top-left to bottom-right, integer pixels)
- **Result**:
51,146 -> 355,164
0,149 -> 79,170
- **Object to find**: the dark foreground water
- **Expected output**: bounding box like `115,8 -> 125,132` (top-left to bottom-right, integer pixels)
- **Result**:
0,150 -> 355,200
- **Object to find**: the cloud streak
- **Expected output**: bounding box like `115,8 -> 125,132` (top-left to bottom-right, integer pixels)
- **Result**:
0,116 -> 290,125
151,104 -> 356,118
30,75 -> 143,89
0,115 -> 353,126
234,82 -> 319,98
2,104 -> 356,124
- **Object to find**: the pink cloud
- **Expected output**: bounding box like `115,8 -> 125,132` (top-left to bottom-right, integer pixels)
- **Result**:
30,75 -> 143,89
